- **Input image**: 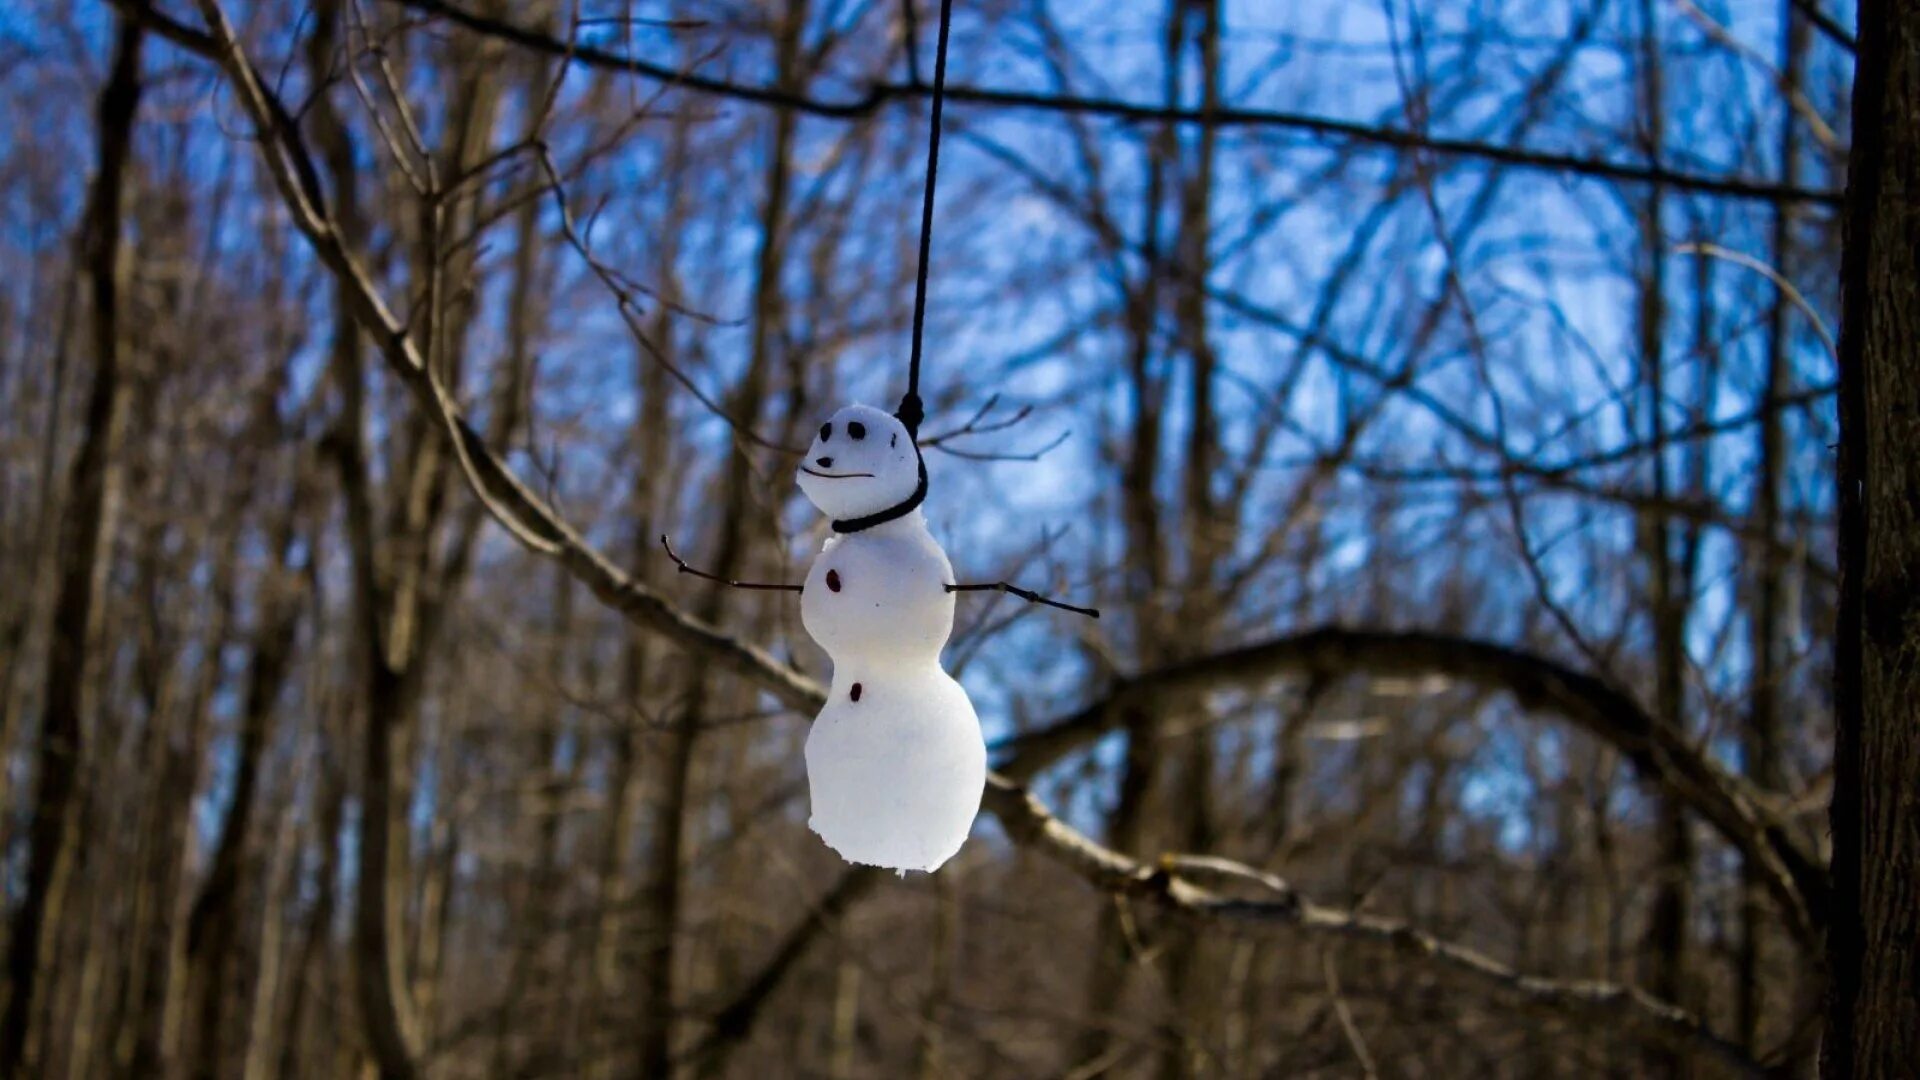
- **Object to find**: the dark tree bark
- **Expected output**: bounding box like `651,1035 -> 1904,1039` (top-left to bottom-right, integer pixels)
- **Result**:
0,19 -> 144,1078
1633,7 -> 1698,1071
1824,0 -> 1920,1072
1740,0 -> 1809,1051
178,502 -> 306,1079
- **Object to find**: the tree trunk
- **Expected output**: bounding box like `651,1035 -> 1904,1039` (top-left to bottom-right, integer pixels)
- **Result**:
1823,0 -> 1920,1071
639,6 -> 806,1075
0,19 -> 144,1077
180,506 -> 305,1079
1740,0 -> 1808,1051
1072,7 -> 1182,1066
1164,3 -> 1224,1075
1632,5 -> 1695,1072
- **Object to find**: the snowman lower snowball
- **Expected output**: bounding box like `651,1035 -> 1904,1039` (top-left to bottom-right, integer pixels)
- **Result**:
795,404 -> 985,873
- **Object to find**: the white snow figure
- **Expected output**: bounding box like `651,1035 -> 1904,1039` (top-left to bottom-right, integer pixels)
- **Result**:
794,404 -> 985,873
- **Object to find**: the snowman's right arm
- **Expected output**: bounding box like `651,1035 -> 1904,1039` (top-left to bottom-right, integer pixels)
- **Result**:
945,579 -> 1099,618
659,535 -> 804,593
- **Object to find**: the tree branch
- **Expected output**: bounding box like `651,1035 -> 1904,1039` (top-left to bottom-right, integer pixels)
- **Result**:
661,534 -> 804,593
124,0 -> 826,718
140,6 -> 1824,1063
981,775 -> 1770,1078
946,581 -> 1099,619
381,0 -> 1839,208
995,626 -> 1826,942
1789,0 -> 1856,53
678,868 -> 885,1072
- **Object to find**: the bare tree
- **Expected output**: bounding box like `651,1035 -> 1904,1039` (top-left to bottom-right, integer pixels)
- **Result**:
0,0 -> 1864,1076
1824,0 -> 1919,1069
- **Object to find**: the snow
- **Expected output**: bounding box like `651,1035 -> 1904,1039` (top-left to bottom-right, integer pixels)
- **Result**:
794,402 -> 922,521
796,405 -> 986,873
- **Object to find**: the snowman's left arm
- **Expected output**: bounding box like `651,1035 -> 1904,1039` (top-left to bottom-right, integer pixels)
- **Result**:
660,535 -> 804,593
945,580 -> 1099,619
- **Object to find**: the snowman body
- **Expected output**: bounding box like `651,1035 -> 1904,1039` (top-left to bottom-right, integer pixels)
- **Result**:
794,405 -> 986,873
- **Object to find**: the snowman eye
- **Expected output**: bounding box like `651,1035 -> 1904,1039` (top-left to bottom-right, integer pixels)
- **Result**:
890,433 -> 897,447
848,421 -> 867,440
820,422 -> 832,442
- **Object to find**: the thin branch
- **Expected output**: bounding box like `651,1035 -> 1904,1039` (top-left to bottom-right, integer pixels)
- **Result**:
660,535 -> 803,593
678,868 -> 884,1072
1158,853 -> 1293,897
1383,0 -> 1611,678
1342,379 -> 1836,483
928,428 -> 1071,462
980,775 -> 1769,1078
380,0 -> 1842,208
917,395 -> 1071,461
993,626 -> 1825,942
1673,242 -> 1838,359
135,12 -> 1826,1067
918,394 -> 1030,445
1670,0 -> 1840,151
124,0 -> 826,717
946,580 -> 1099,619
533,146 -> 794,453
424,351 -> 564,556
1788,0 -> 1856,52
1322,951 -> 1379,1079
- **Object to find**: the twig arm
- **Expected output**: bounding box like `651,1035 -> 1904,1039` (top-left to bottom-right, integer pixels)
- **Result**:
660,535 -> 803,593
946,581 -> 1099,619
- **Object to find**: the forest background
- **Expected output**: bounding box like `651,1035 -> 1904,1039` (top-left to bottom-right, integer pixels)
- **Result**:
0,0 -> 1884,1076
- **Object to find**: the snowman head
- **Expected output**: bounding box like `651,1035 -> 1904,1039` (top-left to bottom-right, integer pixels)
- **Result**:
796,403 -> 920,521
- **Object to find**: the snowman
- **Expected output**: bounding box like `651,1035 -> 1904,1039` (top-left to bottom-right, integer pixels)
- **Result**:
662,402 -> 1096,873
793,403 -> 984,873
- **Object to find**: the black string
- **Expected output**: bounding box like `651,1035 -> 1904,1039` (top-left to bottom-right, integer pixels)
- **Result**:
831,457 -> 929,534
833,0 -> 949,534
897,0 -> 954,441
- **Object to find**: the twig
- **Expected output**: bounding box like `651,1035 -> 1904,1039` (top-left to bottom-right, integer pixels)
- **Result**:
535,146 -> 794,453
660,535 -> 802,592
1672,242 -> 1837,359
130,0 -> 827,716
1670,0 -> 1840,152
980,775 -> 1770,1078
918,394 -> 1027,444
1322,951 -> 1379,1079
1159,853 -> 1294,898
1788,0 -> 1856,53
990,625 -> 1824,942
946,580 -> 1098,619
928,428 -> 1071,462
917,395 -> 1070,461
380,0 -> 1843,208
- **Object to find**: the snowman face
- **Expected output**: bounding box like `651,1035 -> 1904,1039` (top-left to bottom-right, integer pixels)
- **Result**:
796,403 -> 919,520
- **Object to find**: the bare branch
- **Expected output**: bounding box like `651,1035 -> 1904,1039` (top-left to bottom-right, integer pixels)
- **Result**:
1322,952 -> 1379,1079
1788,0 -> 1856,53
946,580 -> 1100,619
980,775 -> 1770,1077
533,146 -> 795,453
660,535 -> 803,593
379,0 -> 1843,208
995,626 -> 1826,941
122,0 -> 826,717
1674,242 -> 1838,359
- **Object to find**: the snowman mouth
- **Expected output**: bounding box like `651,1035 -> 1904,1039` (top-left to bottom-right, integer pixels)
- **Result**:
801,467 -> 875,479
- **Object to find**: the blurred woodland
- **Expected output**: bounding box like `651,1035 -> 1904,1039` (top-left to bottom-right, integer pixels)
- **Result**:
1,0 -> 1909,1077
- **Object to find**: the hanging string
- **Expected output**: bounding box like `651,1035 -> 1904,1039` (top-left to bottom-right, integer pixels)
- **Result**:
897,0 -> 954,441
834,0 -> 950,535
